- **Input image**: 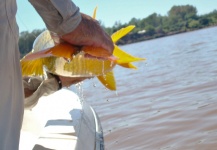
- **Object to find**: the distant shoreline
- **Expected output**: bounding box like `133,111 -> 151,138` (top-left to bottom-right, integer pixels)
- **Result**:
120,25 -> 217,45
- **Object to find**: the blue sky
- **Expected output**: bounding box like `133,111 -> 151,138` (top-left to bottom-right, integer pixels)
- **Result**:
17,0 -> 217,32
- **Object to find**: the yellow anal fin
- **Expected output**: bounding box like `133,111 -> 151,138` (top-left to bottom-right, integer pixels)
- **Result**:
21,58 -> 44,76
97,71 -> 116,91
92,6 -> 98,19
111,25 -> 135,43
118,63 -> 137,69
113,45 -> 145,64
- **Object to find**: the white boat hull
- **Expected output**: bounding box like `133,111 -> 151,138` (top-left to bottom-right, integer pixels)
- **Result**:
20,89 -> 104,150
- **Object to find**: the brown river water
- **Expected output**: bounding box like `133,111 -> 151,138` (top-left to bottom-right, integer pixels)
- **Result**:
72,26 -> 217,150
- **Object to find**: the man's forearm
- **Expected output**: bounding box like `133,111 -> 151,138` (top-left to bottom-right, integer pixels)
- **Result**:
29,0 -> 81,35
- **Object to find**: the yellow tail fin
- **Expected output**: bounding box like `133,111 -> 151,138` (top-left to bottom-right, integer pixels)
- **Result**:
97,71 -> 116,90
118,63 -> 138,69
111,25 -> 145,68
113,45 -> 145,64
111,25 -> 135,43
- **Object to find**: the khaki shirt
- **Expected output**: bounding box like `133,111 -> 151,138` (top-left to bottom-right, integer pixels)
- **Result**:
0,0 -> 80,149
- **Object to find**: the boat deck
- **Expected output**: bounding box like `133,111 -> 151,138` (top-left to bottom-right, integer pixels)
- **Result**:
20,89 -> 83,150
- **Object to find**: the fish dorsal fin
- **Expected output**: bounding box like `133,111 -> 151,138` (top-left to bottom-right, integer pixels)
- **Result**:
21,58 -> 44,76
113,45 -> 145,64
111,25 -> 135,43
92,6 -> 98,19
97,71 -> 116,90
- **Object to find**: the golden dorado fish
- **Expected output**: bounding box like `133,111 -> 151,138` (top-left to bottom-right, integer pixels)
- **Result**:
21,10 -> 145,91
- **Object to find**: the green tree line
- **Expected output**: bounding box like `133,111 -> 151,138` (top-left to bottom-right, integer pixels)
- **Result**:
19,5 -> 217,57
103,5 -> 217,44
19,29 -> 45,58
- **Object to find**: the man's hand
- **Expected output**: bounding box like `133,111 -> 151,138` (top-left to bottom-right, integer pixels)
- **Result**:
58,13 -> 113,88
61,13 -> 114,55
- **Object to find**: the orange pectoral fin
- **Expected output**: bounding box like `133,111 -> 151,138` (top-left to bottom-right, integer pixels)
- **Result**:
108,56 -> 118,62
82,46 -> 112,58
22,48 -> 52,61
46,43 -> 79,59
22,43 -> 79,61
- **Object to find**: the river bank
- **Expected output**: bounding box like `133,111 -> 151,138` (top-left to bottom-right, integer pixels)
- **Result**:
119,24 -> 217,45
